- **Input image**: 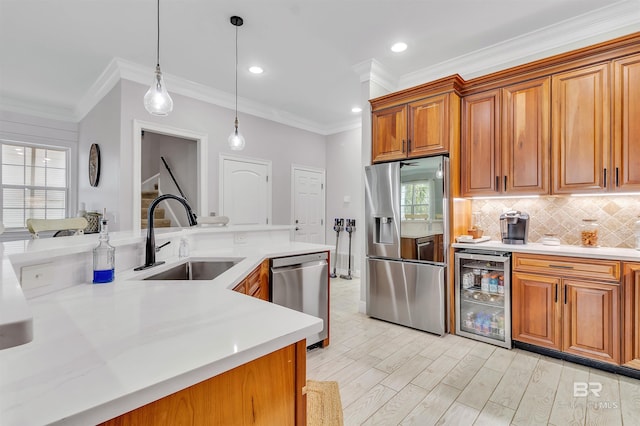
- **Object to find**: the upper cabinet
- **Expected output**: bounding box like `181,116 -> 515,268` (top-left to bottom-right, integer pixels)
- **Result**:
370,76 -> 463,163
613,53 -> 640,192
552,64 -> 610,194
408,94 -> 453,157
371,105 -> 407,162
461,90 -> 501,195
371,33 -> 640,198
461,77 -> 550,197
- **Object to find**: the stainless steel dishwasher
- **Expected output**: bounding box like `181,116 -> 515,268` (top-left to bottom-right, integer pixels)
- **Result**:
271,252 -> 329,347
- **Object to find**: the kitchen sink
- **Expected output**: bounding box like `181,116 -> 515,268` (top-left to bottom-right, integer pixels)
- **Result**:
142,259 -> 243,281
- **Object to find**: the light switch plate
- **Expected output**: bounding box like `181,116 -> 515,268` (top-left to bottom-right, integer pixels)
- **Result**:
21,263 -> 56,290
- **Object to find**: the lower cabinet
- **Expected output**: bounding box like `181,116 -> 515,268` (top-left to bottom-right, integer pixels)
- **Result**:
512,254 -> 621,365
623,263 -> 640,369
233,259 -> 270,301
99,340 -> 307,426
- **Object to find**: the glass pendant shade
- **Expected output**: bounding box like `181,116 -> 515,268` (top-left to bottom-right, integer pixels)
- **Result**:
144,65 -> 173,116
228,125 -> 245,151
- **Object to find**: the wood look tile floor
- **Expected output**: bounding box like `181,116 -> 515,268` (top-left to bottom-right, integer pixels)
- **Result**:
307,278 -> 640,426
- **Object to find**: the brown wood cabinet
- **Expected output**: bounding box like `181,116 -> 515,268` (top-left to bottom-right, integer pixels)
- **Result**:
512,253 -> 621,365
233,259 -> 270,301
371,104 -> 407,162
100,340 -> 307,426
502,78 -> 550,195
370,76 -> 463,163
461,77 -> 550,197
461,90 -> 501,196
372,93 -> 457,162
512,272 -> 561,350
623,263 -> 640,369
552,63 -> 611,194
613,53 -> 640,192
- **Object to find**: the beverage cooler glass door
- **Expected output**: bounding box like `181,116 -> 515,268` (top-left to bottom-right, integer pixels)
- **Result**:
455,251 -> 511,348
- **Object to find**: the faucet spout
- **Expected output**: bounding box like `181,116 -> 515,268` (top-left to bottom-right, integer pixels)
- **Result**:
134,194 -> 198,271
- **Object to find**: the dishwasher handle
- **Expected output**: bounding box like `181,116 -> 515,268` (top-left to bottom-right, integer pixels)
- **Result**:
271,260 -> 327,274
271,252 -> 328,268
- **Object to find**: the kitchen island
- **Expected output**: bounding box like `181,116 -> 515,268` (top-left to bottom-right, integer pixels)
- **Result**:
0,225 -> 329,425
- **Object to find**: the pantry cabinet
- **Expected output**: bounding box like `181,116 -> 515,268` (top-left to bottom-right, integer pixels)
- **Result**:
512,253 -> 621,365
613,53 -> 640,192
461,77 -> 550,197
552,63 -> 610,194
623,263 -> 640,369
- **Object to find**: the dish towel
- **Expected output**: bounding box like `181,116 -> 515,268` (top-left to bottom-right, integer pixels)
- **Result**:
306,380 -> 344,426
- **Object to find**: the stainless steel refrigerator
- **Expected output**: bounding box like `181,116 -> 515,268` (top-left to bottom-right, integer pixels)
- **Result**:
365,156 -> 448,336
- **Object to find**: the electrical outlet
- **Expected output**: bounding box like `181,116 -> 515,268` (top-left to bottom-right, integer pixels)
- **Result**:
21,263 -> 56,290
234,232 -> 248,245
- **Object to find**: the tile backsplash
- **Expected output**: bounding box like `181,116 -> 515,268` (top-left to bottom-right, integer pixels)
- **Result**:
471,196 -> 640,248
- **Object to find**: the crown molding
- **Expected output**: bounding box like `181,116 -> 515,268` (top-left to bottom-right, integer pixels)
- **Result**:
0,95 -> 77,123
398,0 -> 640,89
352,59 -> 397,93
73,58 -> 340,135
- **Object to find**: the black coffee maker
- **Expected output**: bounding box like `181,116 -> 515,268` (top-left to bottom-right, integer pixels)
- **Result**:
500,210 -> 530,244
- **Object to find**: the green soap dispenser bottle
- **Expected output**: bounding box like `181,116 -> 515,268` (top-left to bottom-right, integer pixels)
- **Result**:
93,212 -> 115,283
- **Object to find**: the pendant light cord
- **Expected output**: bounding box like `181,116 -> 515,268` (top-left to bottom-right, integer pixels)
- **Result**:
156,0 -> 160,67
234,23 -> 238,124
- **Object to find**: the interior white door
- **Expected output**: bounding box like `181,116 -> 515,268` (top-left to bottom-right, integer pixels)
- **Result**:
292,167 -> 325,243
221,157 -> 270,225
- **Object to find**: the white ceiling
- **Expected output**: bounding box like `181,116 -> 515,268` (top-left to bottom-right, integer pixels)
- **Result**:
1,0 -> 640,135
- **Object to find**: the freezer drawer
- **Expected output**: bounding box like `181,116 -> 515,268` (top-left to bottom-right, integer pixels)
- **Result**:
366,258 -> 446,335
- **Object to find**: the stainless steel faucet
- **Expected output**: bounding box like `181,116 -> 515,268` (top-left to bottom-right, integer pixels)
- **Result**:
134,194 -> 198,271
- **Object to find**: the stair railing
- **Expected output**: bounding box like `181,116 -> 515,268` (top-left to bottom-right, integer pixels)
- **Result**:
161,156 -> 188,201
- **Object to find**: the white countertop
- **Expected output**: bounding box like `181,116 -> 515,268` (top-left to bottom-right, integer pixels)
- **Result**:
452,239 -> 640,262
0,226 -> 330,425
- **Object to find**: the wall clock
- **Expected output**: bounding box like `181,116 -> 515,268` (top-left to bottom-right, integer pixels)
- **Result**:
89,143 -> 101,187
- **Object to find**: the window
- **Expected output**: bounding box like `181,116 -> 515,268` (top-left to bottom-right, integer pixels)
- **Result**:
401,180 -> 431,220
1,143 -> 68,229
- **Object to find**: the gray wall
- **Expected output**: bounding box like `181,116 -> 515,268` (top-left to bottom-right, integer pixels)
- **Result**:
78,82 -> 122,225
325,127 -> 362,276
121,79 -> 328,228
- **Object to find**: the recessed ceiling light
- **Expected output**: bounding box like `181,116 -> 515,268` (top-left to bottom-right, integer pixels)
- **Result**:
249,66 -> 263,74
352,107 -> 362,113
391,42 -> 407,53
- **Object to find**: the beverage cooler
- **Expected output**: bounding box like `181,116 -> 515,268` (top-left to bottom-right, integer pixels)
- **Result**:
454,250 -> 511,349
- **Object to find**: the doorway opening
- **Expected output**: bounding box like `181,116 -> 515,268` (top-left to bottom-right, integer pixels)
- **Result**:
132,120 -> 208,230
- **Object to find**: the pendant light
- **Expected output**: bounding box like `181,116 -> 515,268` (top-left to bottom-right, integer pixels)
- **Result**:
228,16 -> 245,151
436,163 -> 444,179
144,0 -> 173,116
